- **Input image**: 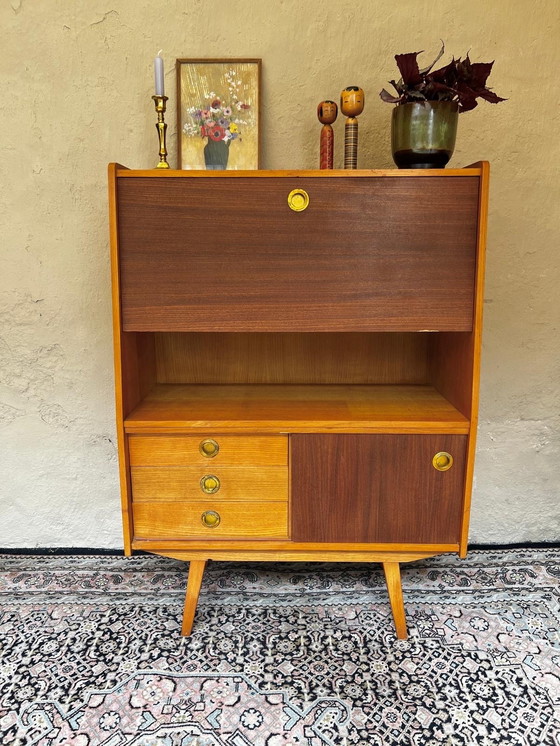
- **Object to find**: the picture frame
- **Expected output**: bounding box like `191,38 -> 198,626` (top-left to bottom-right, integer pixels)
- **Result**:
176,58 -> 261,170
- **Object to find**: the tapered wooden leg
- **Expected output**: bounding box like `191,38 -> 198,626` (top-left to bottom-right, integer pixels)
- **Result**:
181,560 -> 207,636
382,562 -> 408,639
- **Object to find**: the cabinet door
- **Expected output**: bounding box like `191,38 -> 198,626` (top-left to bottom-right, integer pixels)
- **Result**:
117,176 -> 479,332
291,434 -> 466,543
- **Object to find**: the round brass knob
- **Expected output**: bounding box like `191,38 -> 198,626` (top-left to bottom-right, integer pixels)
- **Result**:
201,510 -> 220,528
433,452 -> 453,471
287,188 -> 310,212
199,438 -> 219,458
200,474 -> 221,494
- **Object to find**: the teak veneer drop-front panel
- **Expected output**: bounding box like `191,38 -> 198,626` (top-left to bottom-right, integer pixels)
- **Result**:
117,175 -> 479,332
109,165 -> 489,640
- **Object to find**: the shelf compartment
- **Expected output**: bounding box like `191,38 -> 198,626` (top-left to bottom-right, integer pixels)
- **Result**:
124,384 -> 470,434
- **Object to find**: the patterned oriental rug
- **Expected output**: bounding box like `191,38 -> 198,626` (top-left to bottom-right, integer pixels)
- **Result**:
0,548 -> 558,746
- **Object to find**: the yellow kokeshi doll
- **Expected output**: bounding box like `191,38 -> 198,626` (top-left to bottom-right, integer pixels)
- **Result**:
341,86 -> 365,169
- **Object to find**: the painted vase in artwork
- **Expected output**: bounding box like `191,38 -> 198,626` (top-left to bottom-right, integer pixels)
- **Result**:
203,138 -> 230,170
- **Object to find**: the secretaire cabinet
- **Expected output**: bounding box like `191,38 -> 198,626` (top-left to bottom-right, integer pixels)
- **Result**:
108,163 -> 489,638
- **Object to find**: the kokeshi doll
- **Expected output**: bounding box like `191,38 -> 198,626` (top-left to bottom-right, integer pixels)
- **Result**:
341,86 -> 365,169
317,100 -> 338,169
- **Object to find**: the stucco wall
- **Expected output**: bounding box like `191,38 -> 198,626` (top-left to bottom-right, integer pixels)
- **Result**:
1,0 -> 558,547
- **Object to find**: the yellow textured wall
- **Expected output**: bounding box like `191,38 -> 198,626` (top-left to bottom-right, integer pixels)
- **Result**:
1,0 -> 559,545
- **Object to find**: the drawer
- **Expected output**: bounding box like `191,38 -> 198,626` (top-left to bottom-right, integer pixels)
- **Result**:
131,466 -> 288,502
118,176 -> 479,332
133,501 -> 289,539
128,435 -> 287,466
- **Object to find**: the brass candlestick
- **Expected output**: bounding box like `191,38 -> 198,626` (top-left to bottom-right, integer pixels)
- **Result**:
152,94 -> 170,169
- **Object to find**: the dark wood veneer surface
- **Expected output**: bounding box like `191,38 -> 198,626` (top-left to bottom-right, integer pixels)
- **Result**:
291,434 -> 467,543
118,176 -> 479,332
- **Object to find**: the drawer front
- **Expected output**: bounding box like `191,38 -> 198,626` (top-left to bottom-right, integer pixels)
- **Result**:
133,501 -> 289,539
118,176 -> 479,332
291,433 -> 467,543
131,466 -> 288,502
129,435 -> 288,466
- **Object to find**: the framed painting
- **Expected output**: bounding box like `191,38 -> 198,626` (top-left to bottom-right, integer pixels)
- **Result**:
176,58 -> 261,170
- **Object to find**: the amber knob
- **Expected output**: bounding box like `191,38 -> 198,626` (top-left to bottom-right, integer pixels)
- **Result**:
200,475 -> 221,494
201,510 -> 220,528
432,452 -> 453,471
199,438 -> 219,458
287,188 -> 310,212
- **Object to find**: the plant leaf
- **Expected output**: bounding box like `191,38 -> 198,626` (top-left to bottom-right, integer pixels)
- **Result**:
379,88 -> 402,103
477,88 -> 507,104
430,60 -> 457,84
455,82 -> 479,112
389,79 -> 405,94
425,80 -> 457,100
467,60 -> 494,88
406,89 -> 428,100
419,42 -> 445,75
395,52 -> 423,86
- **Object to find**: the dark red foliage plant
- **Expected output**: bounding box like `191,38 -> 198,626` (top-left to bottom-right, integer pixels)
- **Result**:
380,44 -> 506,112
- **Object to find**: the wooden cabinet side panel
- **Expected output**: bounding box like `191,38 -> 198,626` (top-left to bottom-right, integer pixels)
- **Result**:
109,163 -> 133,553
429,332 -> 474,419
291,434 -> 467,544
429,164 -> 489,555
109,164 -> 157,553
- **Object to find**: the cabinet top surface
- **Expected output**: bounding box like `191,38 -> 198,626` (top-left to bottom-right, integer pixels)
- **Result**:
111,163 -> 487,179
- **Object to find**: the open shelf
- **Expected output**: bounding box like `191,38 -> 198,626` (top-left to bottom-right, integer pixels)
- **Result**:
124,384 -> 470,434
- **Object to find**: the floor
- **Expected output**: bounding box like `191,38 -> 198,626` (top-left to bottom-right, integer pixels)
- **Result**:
0,547 -> 558,745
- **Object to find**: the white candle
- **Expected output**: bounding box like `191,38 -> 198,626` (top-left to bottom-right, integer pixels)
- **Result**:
154,51 -> 164,96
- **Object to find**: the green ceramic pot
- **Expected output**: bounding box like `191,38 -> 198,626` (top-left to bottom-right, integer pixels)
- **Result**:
391,101 -> 459,169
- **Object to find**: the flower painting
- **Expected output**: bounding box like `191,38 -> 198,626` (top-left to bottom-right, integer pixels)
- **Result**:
176,59 -> 261,170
